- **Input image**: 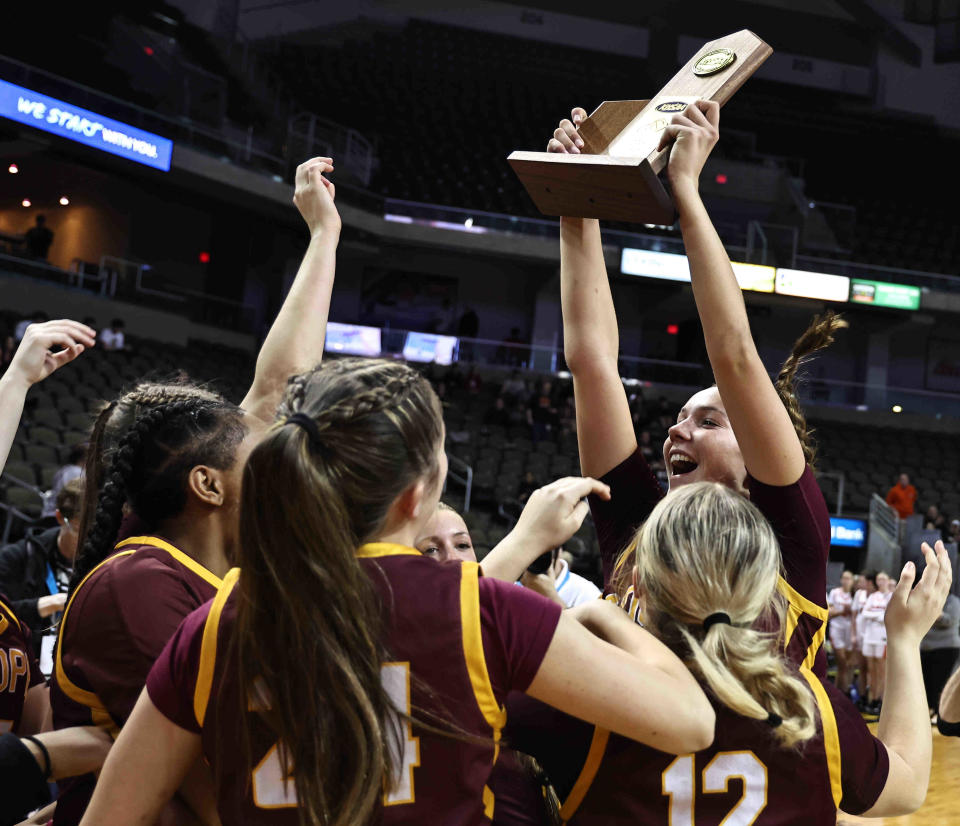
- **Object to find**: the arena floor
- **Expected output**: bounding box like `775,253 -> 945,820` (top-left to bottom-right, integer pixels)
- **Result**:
838,727 -> 958,825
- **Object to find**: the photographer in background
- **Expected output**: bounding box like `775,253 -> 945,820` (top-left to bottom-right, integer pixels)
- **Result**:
0,478 -> 81,667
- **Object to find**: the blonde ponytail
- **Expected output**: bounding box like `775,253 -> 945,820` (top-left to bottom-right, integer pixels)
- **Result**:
633,482 -> 817,748
679,622 -> 816,748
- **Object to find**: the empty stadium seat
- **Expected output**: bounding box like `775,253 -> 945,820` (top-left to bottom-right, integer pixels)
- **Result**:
3,462 -> 38,486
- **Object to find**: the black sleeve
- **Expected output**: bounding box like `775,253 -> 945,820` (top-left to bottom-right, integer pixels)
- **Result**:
0,543 -> 28,598
937,716 -> 960,737
0,545 -> 41,629
0,733 -> 52,826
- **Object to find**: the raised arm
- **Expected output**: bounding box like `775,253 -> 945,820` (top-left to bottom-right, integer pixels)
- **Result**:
549,110 -> 637,479
864,541 -> 952,816
240,157 -> 340,423
526,598 -> 714,754
0,320 -> 94,472
662,102 -> 805,486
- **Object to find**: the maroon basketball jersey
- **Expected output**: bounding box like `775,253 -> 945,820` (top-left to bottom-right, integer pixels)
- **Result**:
147,543 -> 562,824
491,453 -> 843,825
51,535 -> 222,826
559,671 -> 888,825
0,595 -> 43,734
589,451 -> 830,675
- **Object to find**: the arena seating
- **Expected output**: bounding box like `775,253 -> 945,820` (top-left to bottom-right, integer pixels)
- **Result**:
266,18 -> 960,274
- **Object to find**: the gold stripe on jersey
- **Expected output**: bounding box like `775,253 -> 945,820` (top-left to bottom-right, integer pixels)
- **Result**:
195,568 -> 240,728
559,726 -> 611,823
799,665 -> 842,808
459,562 -> 506,731
483,784 -> 495,820
0,597 -> 22,630
778,575 -> 828,667
459,561 -> 506,820
55,550 -> 138,720
356,542 -> 423,559
116,536 -> 222,589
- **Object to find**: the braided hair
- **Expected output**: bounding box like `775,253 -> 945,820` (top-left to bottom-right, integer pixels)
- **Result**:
74,381 -> 226,574
70,388 -> 246,591
235,357 -> 444,826
774,311 -> 847,470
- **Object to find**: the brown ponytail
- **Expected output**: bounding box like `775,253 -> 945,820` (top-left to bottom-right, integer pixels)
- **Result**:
235,358 -> 444,826
774,311 -> 848,469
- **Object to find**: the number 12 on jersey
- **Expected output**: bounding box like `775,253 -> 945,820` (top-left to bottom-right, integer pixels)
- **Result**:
252,662 -> 421,808
662,751 -> 768,826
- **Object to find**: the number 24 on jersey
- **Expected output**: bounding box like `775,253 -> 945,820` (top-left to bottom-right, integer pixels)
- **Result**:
252,662 -> 421,808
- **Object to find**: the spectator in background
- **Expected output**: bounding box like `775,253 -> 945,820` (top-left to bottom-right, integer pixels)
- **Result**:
517,470 -> 539,505
559,395 -> 576,437
924,503 -> 948,539
484,396 -> 510,428
465,367 -> 482,396
628,391 -> 648,431
638,429 -> 658,463
14,310 -> 49,342
0,479 -> 81,666
41,443 -> 86,519
527,380 -> 558,442
948,519 -> 960,545
500,326 -> 527,366
885,472 -> 917,519
457,306 -> 479,362
99,318 -> 127,351
500,369 -> 527,402
432,298 -> 457,334
0,320 -> 13,368
24,214 -> 54,260
920,593 -> 960,721
457,306 -> 479,339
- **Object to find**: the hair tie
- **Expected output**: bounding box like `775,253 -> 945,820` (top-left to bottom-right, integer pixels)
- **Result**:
702,612 -> 732,632
286,413 -> 324,449
766,713 -> 783,728
22,734 -> 52,779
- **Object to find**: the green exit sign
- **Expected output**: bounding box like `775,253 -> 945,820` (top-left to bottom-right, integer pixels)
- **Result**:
850,279 -> 921,310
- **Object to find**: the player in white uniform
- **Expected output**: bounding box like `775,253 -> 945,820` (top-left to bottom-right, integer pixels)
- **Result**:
828,570 -> 856,692
851,574 -> 871,700
861,571 -> 893,712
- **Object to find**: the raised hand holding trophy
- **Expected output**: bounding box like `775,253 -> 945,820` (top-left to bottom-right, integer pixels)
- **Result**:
508,30 -> 773,223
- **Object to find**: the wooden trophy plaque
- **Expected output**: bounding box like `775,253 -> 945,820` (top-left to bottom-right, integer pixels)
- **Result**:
507,30 -> 772,224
